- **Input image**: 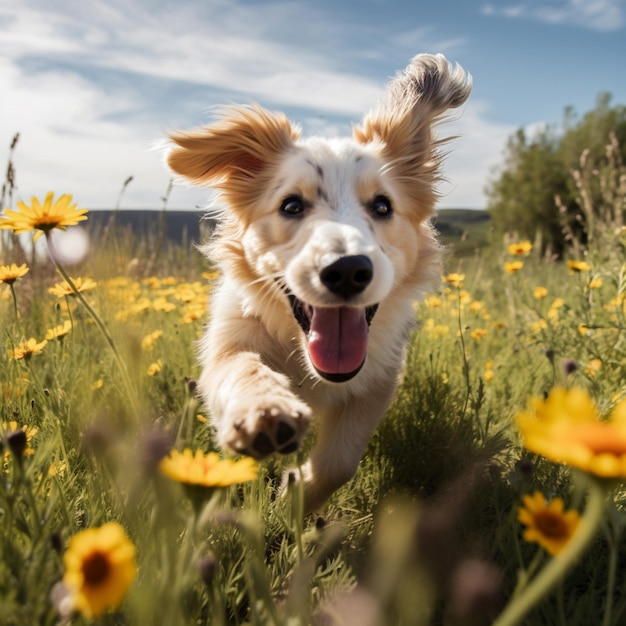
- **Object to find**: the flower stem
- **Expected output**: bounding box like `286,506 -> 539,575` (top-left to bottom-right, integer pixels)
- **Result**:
493,478 -> 608,626
9,283 -> 18,318
46,234 -> 138,413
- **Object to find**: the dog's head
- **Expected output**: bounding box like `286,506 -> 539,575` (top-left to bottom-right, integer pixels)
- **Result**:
167,54 -> 471,382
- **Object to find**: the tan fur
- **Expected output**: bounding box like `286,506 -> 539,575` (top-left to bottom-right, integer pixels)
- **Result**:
167,54 -> 471,512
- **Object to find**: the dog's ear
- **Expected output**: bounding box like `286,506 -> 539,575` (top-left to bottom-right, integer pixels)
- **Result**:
354,53 -> 471,175
167,105 -> 299,186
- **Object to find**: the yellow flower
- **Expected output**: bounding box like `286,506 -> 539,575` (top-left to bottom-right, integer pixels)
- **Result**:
533,286 -> 548,300
470,328 -> 488,341
423,295 -> 443,308
567,260 -> 591,273
9,338 -> 47,360
516,387 -> 626,478
46,320 -> 72,341
504,261 -> 524,274
63,522 -> 136,618
507,241 -> 532,256
484,361 -> 494,383
159,449 -> 258,489
442,272 -> 465,288
589,276 -> 603,289
423,318 -> 449,339
146,360 -> 163,376
141,330 -> 163,351
0,263 -> 29,285
49,277 -> 97,298
518,492 -> 580,556
1,420 -> 38,460
1,192 -> 88,241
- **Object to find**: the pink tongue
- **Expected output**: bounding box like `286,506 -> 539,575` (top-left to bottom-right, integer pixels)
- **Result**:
307,307 -> 368,376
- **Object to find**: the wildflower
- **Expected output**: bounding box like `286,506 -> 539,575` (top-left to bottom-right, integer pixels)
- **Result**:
533,286 -> 548,300
577,323 -> 590,336
589,276 -> 603,289
484,361 -> 494,383
141,330 -> 163,351
159,449 -> 258,490
0,263 -> 29,285
517,492 -> 580,556
9,337 -> 47,360
146,360 -> 163,376
63,522 -> 136,618
529,318 -> 547,334
547,297 -> 564,321
1,420 -> 38,461
423,295 -> 443,308
504,261 -> 524,274
567,260 -> 591,273
470,328 -> 488,341
443,273 -> 465,288
507,241 -> 532,256
516,387 -> 626,478
584,358 -> 602,378
46,320 -> 72,341
49,277 -> 97,298
1,192 -> 87,241
424,318 -> 450,339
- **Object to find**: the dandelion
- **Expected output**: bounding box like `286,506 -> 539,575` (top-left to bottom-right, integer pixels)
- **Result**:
62,522 -> 136,618
507,241 -> 532,256
49,277 -> 97,298
0,263 -> 29,285
504,261 -> 524,274
160,449 -> 258,490
533,286 -> 548,300
517,492 -> 580,556
1,192 -> 87,241
516,387 -> 626,478
46,320 -> 72,341
443,273 -> 465,288
567,260 -> 591,273
9,338 -> 47,360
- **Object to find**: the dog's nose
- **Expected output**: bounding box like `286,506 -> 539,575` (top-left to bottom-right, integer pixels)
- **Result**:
320,255 -> 373,298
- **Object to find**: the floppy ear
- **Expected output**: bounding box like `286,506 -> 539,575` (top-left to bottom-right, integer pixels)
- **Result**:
354,53 -> 471,195
167,104 -> 300,188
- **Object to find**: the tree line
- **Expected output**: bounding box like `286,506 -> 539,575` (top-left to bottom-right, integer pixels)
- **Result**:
486,93 -> 626,256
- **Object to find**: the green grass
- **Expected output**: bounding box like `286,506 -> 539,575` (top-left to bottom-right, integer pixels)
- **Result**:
1,209 -> 626,625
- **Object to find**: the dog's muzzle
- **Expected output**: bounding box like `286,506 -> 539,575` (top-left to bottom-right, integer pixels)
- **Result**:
286,255 -> 379,383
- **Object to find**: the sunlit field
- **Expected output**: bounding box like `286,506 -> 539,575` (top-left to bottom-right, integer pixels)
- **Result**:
1,144 -> 626,626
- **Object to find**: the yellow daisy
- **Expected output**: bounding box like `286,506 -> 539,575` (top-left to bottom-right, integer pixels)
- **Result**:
533,286 -> 548,300
49,277 -> 97,298
63,522 -> 136,618
1,192 -> 88,241
442,272 -> 465,288
46,320 -> 72,341
504,261 -> 524,274
567,260 -> 591,273
159,449 -> 258,489
8,338 -> 47,360
507,241 -> 532,256
516,387 -> 626,478
0,263 -> 29,285
518,492 -> 580,556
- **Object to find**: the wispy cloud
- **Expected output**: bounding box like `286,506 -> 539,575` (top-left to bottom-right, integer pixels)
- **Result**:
481,0 -> 625,32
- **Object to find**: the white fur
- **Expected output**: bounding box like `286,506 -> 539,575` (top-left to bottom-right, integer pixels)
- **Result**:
167,54 -> 471,512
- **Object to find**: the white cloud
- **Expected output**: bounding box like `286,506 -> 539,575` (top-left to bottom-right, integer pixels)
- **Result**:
481,0 -> 625,31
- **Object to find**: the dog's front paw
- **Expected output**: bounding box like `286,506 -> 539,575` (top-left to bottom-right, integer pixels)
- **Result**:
222,398 -> 312,459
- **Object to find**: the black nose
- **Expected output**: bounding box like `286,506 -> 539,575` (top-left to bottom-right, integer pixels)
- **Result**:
320,255 -> 373,298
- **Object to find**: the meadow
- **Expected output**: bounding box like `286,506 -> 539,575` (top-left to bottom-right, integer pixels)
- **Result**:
1,147 -> 626,626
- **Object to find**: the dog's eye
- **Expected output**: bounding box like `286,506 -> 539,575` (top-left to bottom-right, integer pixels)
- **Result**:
279,196 -> 305,217
370,195 -> 393,219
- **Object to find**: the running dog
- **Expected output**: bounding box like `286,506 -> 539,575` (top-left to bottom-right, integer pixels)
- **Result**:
167,53 -> 471,512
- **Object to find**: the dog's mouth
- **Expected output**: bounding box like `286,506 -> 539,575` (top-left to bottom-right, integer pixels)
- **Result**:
288,294 -> 378,382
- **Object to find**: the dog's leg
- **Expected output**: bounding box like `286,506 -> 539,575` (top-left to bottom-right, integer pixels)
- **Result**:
298,378 -> 397,512
198,349 -> 313,460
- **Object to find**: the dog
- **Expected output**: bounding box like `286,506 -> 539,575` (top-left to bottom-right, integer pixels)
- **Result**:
167,54 -> 471,512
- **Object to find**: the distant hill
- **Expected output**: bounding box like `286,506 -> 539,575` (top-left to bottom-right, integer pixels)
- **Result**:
434,208 -> 491,255
85,208 -> 491,254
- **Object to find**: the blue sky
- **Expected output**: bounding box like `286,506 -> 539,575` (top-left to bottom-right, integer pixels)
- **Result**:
1,0 -> 625,212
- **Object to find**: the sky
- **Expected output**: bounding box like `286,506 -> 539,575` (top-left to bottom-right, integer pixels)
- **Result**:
1,0 -> 625,213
